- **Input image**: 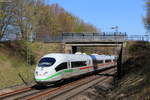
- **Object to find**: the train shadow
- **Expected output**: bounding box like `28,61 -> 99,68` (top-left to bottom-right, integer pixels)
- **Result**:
31,85 -> 50,90
96,73 -> 115,77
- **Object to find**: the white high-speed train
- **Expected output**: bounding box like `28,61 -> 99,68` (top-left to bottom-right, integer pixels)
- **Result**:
34,53 -> 117,85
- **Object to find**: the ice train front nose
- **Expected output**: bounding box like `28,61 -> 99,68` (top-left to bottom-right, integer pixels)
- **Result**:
35,67 -> 61,84
34,57 -> 61,84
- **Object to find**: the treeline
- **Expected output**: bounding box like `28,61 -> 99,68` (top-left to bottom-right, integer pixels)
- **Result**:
0,0 -> 99,41
145,0 -> 150,33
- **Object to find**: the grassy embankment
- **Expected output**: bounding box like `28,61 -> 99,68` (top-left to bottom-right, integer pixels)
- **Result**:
109,41 -> 150,100
0,41 -> 62,89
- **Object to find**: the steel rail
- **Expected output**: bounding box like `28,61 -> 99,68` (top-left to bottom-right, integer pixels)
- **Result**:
50,72 -> 114,100
0,86 -> 32,97
26,68 -> 116,100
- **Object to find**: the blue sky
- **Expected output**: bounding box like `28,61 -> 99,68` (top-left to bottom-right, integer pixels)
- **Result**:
46,0 -> 146,35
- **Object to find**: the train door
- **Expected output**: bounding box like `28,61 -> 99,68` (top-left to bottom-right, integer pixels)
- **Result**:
67,60 -> 71,69
93,60 -> 98,71
87,60 -> 92,72
63,60 -> 72,78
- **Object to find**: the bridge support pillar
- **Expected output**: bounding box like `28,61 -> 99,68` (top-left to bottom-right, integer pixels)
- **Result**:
117,43 -> 124,79
64,45 -> 72,54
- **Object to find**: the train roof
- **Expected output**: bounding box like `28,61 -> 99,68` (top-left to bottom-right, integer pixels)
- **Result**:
90,54 -> 116,60
41,53 -> 117,62
41,53 -> 91,62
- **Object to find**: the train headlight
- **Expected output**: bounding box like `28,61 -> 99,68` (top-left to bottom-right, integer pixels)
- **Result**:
35,71 -> 38,75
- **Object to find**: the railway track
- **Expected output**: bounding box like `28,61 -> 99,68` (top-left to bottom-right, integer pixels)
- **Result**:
26,68 -> 116,100
0,84 -> 50,100
47,72 -> 114,100
0,86 -> 32,100
0,86 -> 41,100
0,68 -> 116,100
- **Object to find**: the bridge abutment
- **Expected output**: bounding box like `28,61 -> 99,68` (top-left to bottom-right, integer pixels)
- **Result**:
64,45 -> 72,54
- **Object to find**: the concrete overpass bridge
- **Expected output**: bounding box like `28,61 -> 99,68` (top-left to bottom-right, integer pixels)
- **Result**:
42,32 -> 127,53
41,32 -> 149,53
63,42 -> 123,54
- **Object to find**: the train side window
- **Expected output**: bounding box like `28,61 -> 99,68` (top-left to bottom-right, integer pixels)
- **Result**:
105,59 -> 111,63
71,61 -> 86,68
55,62 -> 67,72
113,59 -> 117,62
97,60 -> 103,64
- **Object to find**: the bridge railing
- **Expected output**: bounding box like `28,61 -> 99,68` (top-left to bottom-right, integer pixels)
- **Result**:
127,35 -> 150,42
40,33 -> 150,43
43,35 -> 127,43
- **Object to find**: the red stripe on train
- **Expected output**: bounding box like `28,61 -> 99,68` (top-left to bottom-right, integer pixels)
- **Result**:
80,66 -> 92,70
79,62 -> 116,70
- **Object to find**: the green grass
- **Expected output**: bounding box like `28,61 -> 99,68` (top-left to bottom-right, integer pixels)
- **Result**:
0,42 -> 63,89
30,42 -> 63,61
0,65 -> 35,88
0,49 -> 35,88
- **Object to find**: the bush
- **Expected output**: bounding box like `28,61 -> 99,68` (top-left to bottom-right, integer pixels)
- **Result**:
5,40 -> 36,65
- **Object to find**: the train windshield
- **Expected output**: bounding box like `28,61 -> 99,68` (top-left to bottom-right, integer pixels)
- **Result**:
38,57 -> 56,67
